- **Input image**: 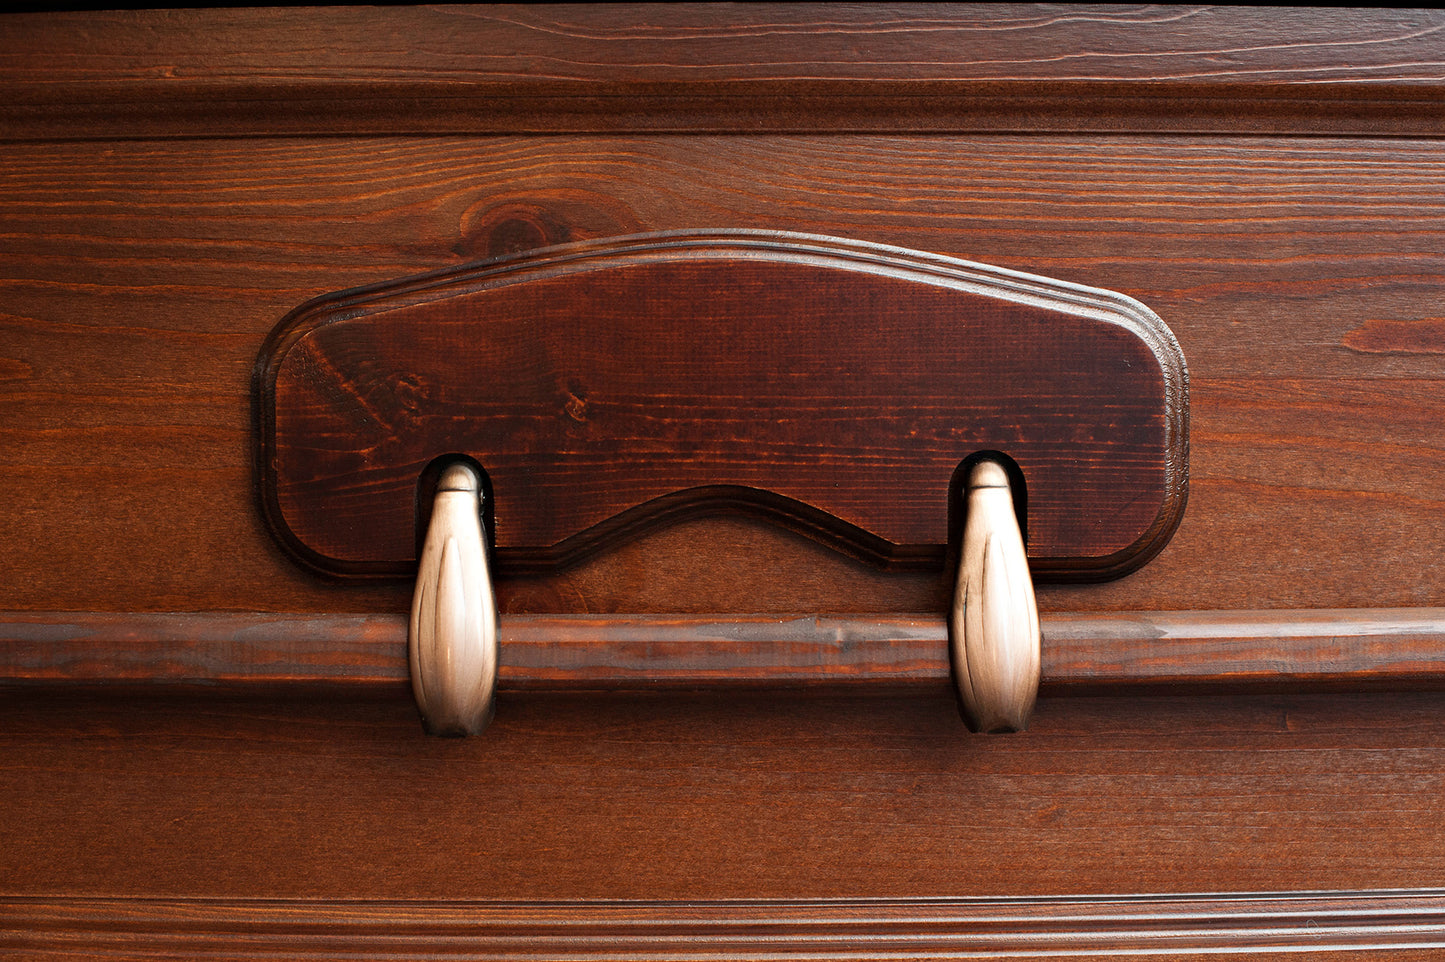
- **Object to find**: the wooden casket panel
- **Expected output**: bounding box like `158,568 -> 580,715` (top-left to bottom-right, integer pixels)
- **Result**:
2,133 -> 1444,614
4,7 -> 1445,959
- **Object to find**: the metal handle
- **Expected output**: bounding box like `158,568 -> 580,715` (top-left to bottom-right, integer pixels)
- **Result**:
409,462 -> 498,736
408,456 -> 1037,736
950,459 -> 1041,732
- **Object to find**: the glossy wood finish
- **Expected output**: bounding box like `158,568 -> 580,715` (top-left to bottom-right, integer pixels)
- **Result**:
4,7 -> 1445,138
260,231 -> 1186,579
4,6 -> 1445,957
6,134 -> 1445,613
8,609 -> 1445,691
3,687 -> 1445,902
8,891 -> 1445,959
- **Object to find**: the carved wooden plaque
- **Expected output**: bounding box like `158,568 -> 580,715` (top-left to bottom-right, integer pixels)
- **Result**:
257,231 -> 1187,580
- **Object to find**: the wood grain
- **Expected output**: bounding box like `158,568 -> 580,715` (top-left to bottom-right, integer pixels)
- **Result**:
9,6 -> 1445,86
7,609 -> 1445,691
260,231 -> 1185,579
5,8 -> 1445,955
3,687 -> 1445,901
4,7 -> 1445,137
7,890 -> 1445,959
3,134 -> 1444,613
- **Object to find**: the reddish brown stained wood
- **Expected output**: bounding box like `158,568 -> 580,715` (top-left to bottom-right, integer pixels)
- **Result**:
8,6 -> 1444,86
259,230 -> 1187,581
6,890 -> 1445,959
3,687 -> 1445,901
4,135 -> 1445,613
4,10 -> 1445,955
4,7 -> 1445,137
1343,318 -> 1445,355
6,608 -> 1445,691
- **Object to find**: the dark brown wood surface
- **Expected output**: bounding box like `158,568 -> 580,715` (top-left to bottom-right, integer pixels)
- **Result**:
3,134 -> 1443,614
4,7 -> 1445,138
260,231 -> 1186,579
9,5 -> 1444,87
4,686 -> 1445,901
5,7 -> 1445,956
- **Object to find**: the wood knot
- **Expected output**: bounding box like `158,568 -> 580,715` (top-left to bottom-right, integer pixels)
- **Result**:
455,197 -> 640,261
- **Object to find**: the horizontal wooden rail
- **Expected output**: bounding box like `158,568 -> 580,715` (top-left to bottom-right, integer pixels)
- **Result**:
3,609 -> 1445,691
11,81 -> 1445,141
7,889 -> 1445,959
7,9 -> 1445,138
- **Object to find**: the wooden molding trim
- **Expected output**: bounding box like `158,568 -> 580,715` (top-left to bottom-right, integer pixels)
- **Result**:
4,608 -> 1445,691
6,890 -> 1445,958
9,80 -> 1445,139
4,8 -> 1445,138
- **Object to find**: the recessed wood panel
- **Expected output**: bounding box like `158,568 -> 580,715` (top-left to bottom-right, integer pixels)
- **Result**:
5,687 -> 1445,902
5,135 -> 1445,612
258,231 -> 1187,581
5,6 -> 1445,956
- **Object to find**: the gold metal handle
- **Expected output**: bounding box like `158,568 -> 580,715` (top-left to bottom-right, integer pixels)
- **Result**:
950,459 -> 1041,732
409,462 -> 498,736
